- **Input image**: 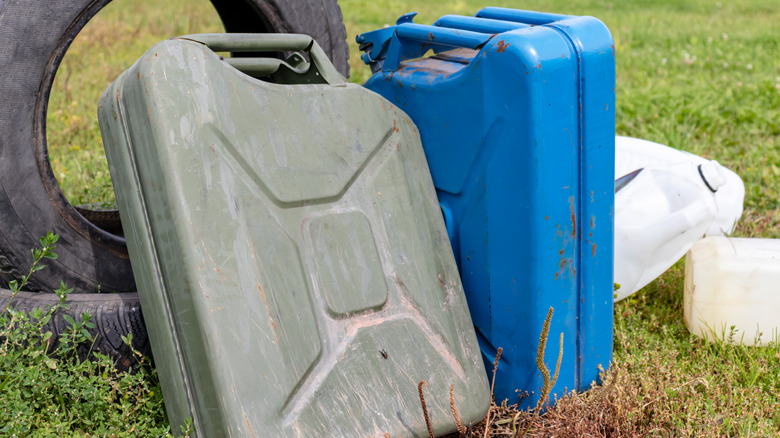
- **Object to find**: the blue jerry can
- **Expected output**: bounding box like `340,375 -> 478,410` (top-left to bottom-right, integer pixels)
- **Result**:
359,7 -> 615,408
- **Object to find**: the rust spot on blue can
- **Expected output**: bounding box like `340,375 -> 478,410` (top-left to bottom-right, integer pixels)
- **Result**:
569,196 -> 577,238
497,40 -> 510,53
570,213 -> 576,237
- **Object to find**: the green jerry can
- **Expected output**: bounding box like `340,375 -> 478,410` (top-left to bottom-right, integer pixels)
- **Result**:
97,34 -> 489,437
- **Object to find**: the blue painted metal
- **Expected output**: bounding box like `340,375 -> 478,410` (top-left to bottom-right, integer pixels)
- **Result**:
359,8 -> 615,409
359,14 -> 494,73
475,6 -> 570,25
433,15 -> 530,34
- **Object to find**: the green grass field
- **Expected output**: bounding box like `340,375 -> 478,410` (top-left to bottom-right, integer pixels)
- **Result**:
18,0 -> 780,435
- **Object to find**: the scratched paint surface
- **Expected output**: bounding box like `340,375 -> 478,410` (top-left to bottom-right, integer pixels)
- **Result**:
99,37 -> 489,437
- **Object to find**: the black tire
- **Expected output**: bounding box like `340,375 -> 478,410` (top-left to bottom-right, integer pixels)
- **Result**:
210,0 -> 350,77
0,0 -> 348,363
0,290 -> 151,371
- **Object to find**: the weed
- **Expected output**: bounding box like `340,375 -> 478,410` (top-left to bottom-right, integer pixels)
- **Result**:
0,235 -> 173,436
418,380 -> 435,438
450,383 -> 467,436
481,347 -> 503,438
532,307 -> 564,416
2,232 -> 61,313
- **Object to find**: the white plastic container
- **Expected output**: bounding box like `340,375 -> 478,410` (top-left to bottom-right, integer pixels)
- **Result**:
616,136 -> 745,236
685,237 -> 780,345
612,136 -> 746,301
613,162 -> 722,300
684,236 -> 780,346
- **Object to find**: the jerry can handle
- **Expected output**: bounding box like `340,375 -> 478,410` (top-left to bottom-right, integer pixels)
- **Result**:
432,15 -> 531,34
358,12 -> 526,72
359,9 -> 574,72
474,7 -> 571,26
394,23 -> 492,51
176,33 -> 346,85
358,20 -> 493,73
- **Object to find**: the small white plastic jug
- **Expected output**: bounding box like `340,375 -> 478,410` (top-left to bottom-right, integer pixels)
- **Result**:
684,236 -> 780,346
613,136 -> 745,301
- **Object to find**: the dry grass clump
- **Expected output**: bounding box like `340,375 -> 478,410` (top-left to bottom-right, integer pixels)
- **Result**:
445,345 -> 779,437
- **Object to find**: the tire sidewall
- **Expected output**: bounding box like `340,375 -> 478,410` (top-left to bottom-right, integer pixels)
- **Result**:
0,0 -> 132,294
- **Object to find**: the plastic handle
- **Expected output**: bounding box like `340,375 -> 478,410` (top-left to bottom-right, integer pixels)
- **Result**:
176,33 -> 346,85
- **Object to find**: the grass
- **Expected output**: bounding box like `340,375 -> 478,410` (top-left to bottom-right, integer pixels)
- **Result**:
47,0 -> 223,209
27,0 -> 780,435
0,235 -> 180,437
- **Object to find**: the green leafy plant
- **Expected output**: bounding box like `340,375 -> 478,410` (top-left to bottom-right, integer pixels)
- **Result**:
0,234 -> 174,437
2,232 -> 62,312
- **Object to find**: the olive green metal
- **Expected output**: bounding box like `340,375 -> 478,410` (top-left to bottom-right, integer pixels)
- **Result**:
224,55 -> 327,84
225,57 -> 295,77
98,34 -> 489,437
177,33 -> 346,85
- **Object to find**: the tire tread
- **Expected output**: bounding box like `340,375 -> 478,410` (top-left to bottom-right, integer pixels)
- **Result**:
0,289 -> 152,370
